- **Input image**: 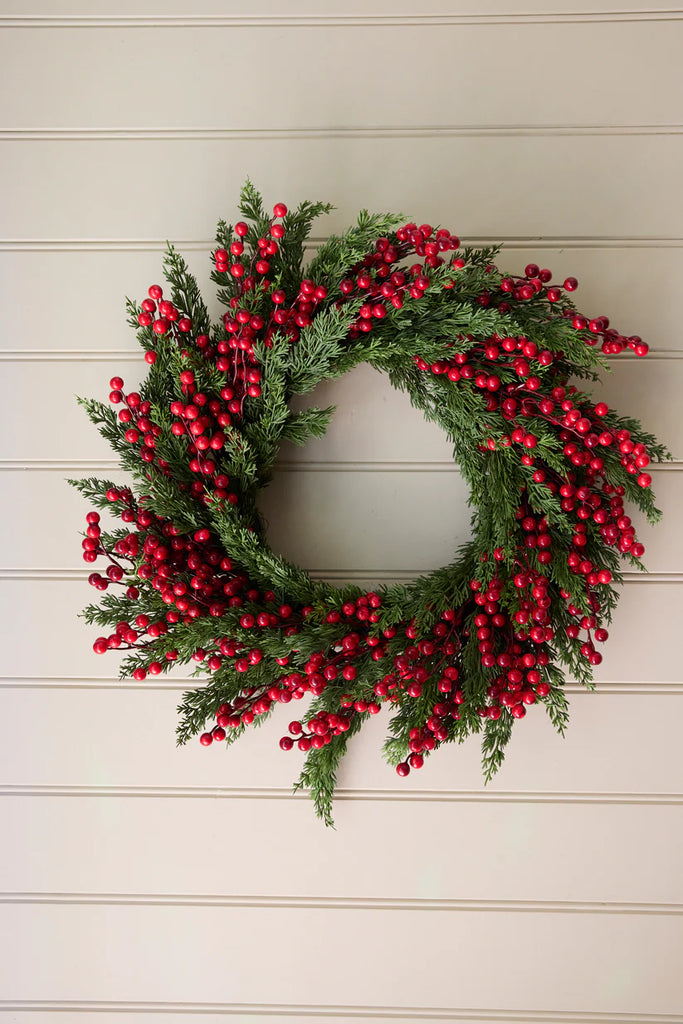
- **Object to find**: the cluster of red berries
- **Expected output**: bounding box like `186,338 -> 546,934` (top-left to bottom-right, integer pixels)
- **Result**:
135,284 -> 193,347
196,569 -> 561,771
79,199 -> 659,785
85,486 -> 298,673
336,225 -> 461,339
214,207 -> 331,348
488,263 -> 648,357
108,378 -> 168,468
214,204 -> 286,277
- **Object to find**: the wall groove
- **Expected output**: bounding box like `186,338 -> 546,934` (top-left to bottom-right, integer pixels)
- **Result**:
2,125 -> 682,141
1,678 -> 680,694
2,11 -> 682,28
0,568 -> 680,584
1,350 -> 682,363
0,1001 -> 679,1023
2,458 -> 683,472
1,785 -> 681,805
2,236 -> 683,252
2,891 -> 682,915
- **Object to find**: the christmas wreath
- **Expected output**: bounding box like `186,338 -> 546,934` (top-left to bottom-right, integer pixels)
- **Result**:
72,182 -> 667,824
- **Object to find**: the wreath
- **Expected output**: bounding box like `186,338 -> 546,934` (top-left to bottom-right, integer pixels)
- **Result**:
72,182 -> 667,824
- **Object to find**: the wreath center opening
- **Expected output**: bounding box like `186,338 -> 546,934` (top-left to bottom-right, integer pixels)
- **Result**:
258,364 -> 474,586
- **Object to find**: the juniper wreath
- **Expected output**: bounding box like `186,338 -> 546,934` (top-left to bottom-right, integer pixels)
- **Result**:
72,182 -> 667,824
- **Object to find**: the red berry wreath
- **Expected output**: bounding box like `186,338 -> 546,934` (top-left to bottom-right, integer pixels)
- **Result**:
72,182 -> 667,823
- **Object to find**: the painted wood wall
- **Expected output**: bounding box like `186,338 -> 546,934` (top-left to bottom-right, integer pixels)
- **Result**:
1,3 -> 682,1022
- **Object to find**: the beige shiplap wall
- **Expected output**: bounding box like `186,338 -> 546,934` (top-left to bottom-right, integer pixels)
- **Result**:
1,3 -> 682,1022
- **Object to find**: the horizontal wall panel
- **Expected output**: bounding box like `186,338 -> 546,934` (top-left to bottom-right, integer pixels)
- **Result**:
2,136 -> 682,241
3,23 -> 682,129
1,468 -> 131,570
234,466 -> 678,575
0,249 -> 218,353
0,575 -> 679,680
291,358 -> 682,462
1,244 -> 680,353
1,684 -> 681,793
0,468 -> 475,572
2,795 -> 682,904
0,903 -> 681,1012
0,355 -> 678,462
2,465 -> 678,573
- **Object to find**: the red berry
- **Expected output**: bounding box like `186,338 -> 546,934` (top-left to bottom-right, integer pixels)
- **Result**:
273,203 -> 288,218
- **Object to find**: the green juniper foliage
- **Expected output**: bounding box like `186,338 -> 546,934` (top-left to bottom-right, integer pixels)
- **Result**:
72,182 -> 667,825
